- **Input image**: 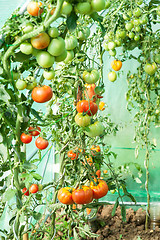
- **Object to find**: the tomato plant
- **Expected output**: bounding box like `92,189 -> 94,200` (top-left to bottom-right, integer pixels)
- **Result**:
31,85 -> 53,103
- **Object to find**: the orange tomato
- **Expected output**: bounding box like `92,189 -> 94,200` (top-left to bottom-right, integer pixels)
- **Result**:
84,84 -> 97,102
99,101 -> 105,111
111,60 -> 122,71
96,170 -> 101,178
103,170 -> 108,174
67,150 -> 79,160
27,1 -> 43,17
86,208 -> 92,215
84,156 -> 93,166
31,32 -> 50,50
72,186 -> 93,204
90,180 -> 108,199
58,187 -> 74,205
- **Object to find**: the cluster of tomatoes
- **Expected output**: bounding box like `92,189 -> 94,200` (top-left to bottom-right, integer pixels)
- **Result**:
20,126 -> 49,150
107,59 -> 122,82
22,183 -> 40,196
58,179 -> 108,205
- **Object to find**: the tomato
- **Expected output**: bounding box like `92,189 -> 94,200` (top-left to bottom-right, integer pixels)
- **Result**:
31,85 -> 53,103
75,2 -> 91,14
58,187 -> 74,205
128,32 -> 135,39
67,150 -> 79,160
91,145 -> 101,153
31,32 -> 50,50
20,133 -> 32,144
155,54 -> 160,64
91,0 -> 105,12
133,7 -> 142,17
90,180 -> 108,199
135,26 -> 141,32
35,137 -> 49,150
99,101 -> 105,111
108,71 -> 117,82
116,30 -> 126,39
29,184 -> 39,194
38,184 -> 43,191
125,22 -> 133,31
136,0 -> 143,5
85,121 -> 104,137
140,15 -> 148,24
48,27 -> 59,38
103,170 -> 108,174
48,37 -> 65,57
133,19 -> 140,26
96,170 -> 101,178
77,100 -> 98,116
55,49 -> 67,62
16,79 -> 27,90
36,51 -> 55,68
22,23 -> 34,33
77,27 -> 90,41
109,49 -> 116,56
25,76 -> 37,90
43,69 -> 55,80
84,156 -> 93,166
20,42 -> 33,55
105,0 -> 111,9
72,186 -> 93,204
83,69 -> 100,84
27,1 -> 43,16
134,35 -> 140,41
144,63 -> 157,75
12,72 -> 20,80
84,83 -> 97,102
22,187 -> 29,196
94,86 -> 105,95
64,50 -> 74,64
108,41 -> 116,50
111,60 -> 122,71
86,208 -> 92,215
123,13 -> 130,20
61,1 -> 73,15
103,41 -> 109,51
65,35 -> 78,50
28,126 -> 41,136
75,113 -> 91,127
115,39 -> 122,47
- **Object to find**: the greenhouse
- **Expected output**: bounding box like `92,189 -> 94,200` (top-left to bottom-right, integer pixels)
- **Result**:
0,0 -> 160,239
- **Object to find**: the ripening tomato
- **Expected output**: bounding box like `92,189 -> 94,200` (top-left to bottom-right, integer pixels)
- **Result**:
85,121 -> 104,137
84,84 -> 97,102
28,126 -> 41,136
67,150 -> 79,160
65,35 -> 78,50
36,51 -> 55,68
90,180 -> 108,199
31,85 -> 53,103
75,113 -> 91,127
58,187 -> 74,205
29,184 -> 39,193
144,63 -> 157,75
20,133 -> 32,144
72,186 -> 93,204
77,100 -> 98,116
91,145 -> 101,156
111,60 -> 122,71
35,137 -> 49,150
27,1 -> 43,16
96,170 -> 101,178
83,69 -> 100,84
84,156 -> 93,166
31,33 -> 50,50
22,187 -> 29,196
99,101 -> 105,111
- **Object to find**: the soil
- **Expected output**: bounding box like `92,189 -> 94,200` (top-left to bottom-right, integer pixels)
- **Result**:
86,205 -> 160,240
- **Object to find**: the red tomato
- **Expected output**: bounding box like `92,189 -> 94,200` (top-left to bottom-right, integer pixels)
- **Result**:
72,186 -> 93,204
29,184 -> 39,193
35,137 -> 48,150
22,187 -> 29,196
76,100 -> 98,116
90,180 -> 108,199
96,170 -> 101,178
28,126 -> 41,136
20,133 -> 32,144
67,150 -> 79,160
58,187 -> 74,205
31,85 -> 53,103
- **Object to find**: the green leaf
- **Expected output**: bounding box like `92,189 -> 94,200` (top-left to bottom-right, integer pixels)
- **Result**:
0,144 -> 8,161
23,161 -> 37,170
33,211 -> 42,220
121,205 -> 126,222
111,198 -> 119,216
66,12 -> 78,32
31,172 -> 42,181
31,108 -> 45,123
2,188 -> 16,202
0,86 -> 11,103
126,193 -> 136,203
24,174 -> 33,189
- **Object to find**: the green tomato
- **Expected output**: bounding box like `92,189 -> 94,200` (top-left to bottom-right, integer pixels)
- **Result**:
108,71 -> 117,82
94,86 -> 105,95
105,0 -> 111,9
123,13 -> 130,20
125,22 -> 133,31
38,184 -> 43,191
85,121 -> 104,137
114,39 -> 122,47
91,0 -> 106,12
65,35 -> 78,50
48,27 -> 59,38
116,30 -> 126,39
12,72 -> 20,80
144,63 -> 157,75
32,48 -> 40,57
20,42 -> 33,55
103,41 -> 109,51
133,19 -> 140,26
26,77 -> 37,90
16,79 -> 27,90
140,15 -> 148,24
135,26 -> 141,32
127,10 -> 132,17
43,69 -> 55,80
75,2 -> 91,14
155,54 -> 160,64
136,0 -> 143,5
110,190 -> 116,194
77,27 -> 90,41
75,113 -> 91,127
64,50 -> 74,64
133,7 -> 142,17
83,69 -> 100,84
55,49 -> 67,62
36,51 -> 55,68
128,32 -> 135,39
109,49 -> 116,56
48,37 -> 65,57
134,35 -> 140,41
61,1 -> 73,15
108,41 -> 116,50
22,23 -> 34,33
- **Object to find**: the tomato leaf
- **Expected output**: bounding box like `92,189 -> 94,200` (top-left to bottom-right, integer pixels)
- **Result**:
0,143 -> 8,161
121,204 -> 126,222
33,211 -> 42,220
31,172 -> 42,181
31,108 -> 45,123
111,198 -> 119,216
0,86 -> 11,103
23,161 -> 37,170
2,188 -> 16,202
66,12 -> 78,32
